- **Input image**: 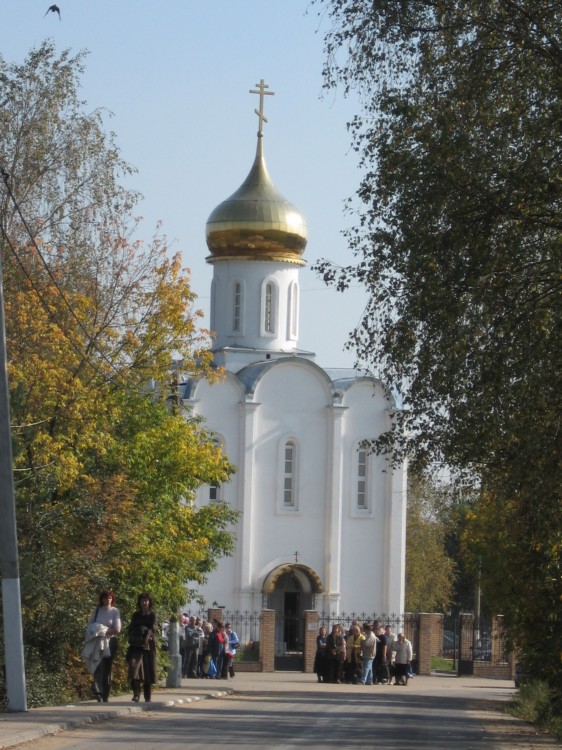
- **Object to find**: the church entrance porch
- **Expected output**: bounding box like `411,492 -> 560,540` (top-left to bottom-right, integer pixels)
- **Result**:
262,563 -> 322,671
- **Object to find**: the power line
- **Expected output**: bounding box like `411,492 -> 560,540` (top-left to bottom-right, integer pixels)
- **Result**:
0,168 -> 129,386
0,220 -> 124,389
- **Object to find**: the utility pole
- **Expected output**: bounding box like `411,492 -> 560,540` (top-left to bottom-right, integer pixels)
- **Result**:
0,244 -> 27,710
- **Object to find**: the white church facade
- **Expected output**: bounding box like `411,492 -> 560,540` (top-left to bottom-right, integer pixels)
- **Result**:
181,81 -> 407,626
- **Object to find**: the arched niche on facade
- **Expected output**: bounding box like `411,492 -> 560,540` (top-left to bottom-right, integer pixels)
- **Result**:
261,564 -> 323,651
262,563 -> 323,595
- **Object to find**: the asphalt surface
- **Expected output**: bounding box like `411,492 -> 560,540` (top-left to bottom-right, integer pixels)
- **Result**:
0,672 -> 560,749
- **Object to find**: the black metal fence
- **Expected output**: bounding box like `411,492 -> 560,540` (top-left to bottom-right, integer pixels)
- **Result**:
181,608 -> 510,676
316,612 -> 419,662
189,609 -> 419,654
440,613 -> 508,675
189,609 -> 261,650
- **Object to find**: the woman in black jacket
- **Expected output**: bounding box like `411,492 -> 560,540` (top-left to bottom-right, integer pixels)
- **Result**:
126,592 -> 157,702
325,623 -> 345,684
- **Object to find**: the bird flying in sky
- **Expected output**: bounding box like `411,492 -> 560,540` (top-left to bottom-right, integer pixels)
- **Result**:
44,5 -> 61,20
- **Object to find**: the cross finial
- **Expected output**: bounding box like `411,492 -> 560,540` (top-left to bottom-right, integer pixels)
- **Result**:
249,79 -> 275,137
294,551 -> 299,563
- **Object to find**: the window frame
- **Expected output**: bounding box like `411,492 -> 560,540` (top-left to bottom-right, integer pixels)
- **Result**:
287,280 -> 299,340
277,437 -> 299,513
261,278 -> 278,336
231,280 -> 244,334
357,446 -> 368,510
351,441 -> 374,515
208,436 -> 226,504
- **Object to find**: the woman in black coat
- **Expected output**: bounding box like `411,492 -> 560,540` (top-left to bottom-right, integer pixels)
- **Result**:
313,626 -> 328,683
325,623 -> 346,684
126,592 -> 157,702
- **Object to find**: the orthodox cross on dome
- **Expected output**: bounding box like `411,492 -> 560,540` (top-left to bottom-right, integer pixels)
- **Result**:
249,78 -> 275,136
294,551 -> 299,563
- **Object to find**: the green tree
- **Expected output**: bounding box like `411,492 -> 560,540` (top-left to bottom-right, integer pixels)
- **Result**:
0,43 -> 237,704
405,474 -> 455,613
315,0 -> 561,704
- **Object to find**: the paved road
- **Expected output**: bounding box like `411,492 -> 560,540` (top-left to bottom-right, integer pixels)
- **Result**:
12,674 -> 560,750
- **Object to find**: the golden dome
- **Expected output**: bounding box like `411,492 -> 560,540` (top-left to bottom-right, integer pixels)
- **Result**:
206,136 -> 308,265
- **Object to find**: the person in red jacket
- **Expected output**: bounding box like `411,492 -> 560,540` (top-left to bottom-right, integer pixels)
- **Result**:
207,620 -> 227,678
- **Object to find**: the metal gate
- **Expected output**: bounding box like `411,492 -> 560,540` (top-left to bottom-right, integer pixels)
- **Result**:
445,614 -> 507,676
274,593 -> 305,670
458,615 -> 475,675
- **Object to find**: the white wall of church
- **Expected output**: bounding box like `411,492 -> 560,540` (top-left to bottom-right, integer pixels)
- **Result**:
210,259 -> 300,354
188,374 -> 242,606
336,380 -> 405,614
248,360 -> 331,593
187,360 -> 406,616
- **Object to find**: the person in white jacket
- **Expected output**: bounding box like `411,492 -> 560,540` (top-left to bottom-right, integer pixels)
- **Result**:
392,632 -> 413,685
83,590 -> 121,702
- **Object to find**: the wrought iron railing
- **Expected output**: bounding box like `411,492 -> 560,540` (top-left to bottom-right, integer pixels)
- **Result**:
316,611 -> 419,659
440,613 -> 508,665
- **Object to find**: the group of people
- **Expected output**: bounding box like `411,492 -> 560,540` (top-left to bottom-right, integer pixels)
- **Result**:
82,592 -> 242,705
178,614 -> 240,680
81,594 -> 412,700
314,620 -> 414,686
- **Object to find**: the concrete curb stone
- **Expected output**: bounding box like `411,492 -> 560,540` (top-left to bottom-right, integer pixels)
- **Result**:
0,687 -> 233,749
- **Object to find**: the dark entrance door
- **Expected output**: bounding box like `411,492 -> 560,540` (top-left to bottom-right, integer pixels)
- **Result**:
283,592 -> 300,651
269,571 -> 306,670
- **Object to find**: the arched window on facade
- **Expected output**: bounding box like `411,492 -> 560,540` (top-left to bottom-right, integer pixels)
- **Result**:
209,479 -> 221,503
283,440 -> 297,508
262,279 -> 276,335
357,446 -> 368,510
232,281 -> 242,333
287,281 -> 299,340
210,279 -> 217,333
209,437 -> 225,503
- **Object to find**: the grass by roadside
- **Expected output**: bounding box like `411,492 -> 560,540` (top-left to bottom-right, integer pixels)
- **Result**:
509,681 -> 562,742
431,656 -> 455,672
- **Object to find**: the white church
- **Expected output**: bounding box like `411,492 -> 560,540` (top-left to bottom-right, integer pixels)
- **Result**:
181,81 -> 407,631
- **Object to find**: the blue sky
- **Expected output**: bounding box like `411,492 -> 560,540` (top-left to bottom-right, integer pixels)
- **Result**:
3,1 -> 368,368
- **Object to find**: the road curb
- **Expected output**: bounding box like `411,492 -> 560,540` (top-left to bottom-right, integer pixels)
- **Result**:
0,689 -> 234,749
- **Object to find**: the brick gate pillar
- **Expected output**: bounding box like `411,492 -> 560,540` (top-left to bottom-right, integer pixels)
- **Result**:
304,611 -> 319,674
207,607 -> 225,626
491,615 -> 505,664
417,613 -> 443,676
260,609 -> 275,673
